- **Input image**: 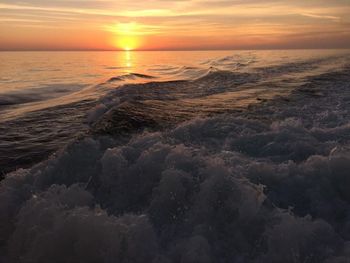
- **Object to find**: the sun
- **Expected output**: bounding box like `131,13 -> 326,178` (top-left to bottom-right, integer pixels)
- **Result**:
117,36 -> 139,51
107,22 -> 143,51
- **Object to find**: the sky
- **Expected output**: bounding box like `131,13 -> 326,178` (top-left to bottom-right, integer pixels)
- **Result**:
0,0 -> 350,51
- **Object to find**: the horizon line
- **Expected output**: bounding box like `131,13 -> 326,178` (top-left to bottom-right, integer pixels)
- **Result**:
1,47 -> 350,52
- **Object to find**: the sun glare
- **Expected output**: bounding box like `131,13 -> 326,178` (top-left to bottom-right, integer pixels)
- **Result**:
108,22 -> 143,51
117,36 -> 139,51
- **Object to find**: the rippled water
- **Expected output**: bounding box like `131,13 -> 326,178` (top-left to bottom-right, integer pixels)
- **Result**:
1,50 -> 347,118
2,50 -> 350,262
0,50 -> 349,174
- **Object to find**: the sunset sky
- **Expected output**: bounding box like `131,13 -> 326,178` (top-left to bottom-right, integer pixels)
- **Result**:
0,0 -> 349,51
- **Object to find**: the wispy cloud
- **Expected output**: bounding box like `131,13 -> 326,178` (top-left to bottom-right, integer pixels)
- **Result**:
0,0 -> 349,50
300,13 -> 340,21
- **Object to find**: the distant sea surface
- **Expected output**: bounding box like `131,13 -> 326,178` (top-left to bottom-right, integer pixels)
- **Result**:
0,50 -> 349,174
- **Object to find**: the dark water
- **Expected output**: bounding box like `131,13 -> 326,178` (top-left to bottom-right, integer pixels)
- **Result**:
1,50 -> 350,262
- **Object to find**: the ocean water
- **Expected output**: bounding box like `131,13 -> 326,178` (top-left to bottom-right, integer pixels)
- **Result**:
1,49 -> 350,262
1,50 -> 348,174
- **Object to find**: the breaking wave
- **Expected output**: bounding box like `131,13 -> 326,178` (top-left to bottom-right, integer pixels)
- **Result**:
107,73 -> 156,83
1,52 -> 350,262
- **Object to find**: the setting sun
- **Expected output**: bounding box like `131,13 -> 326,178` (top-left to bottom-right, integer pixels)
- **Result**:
116,36 -> 140,51
106,22 -> 144,50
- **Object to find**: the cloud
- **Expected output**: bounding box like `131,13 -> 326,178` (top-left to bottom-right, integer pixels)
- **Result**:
0,0 -> 349,49
300,12 -> 340,21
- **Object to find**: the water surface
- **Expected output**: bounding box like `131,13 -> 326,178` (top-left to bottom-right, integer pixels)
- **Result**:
0,50 -> 349,173
2,50 -> 350,262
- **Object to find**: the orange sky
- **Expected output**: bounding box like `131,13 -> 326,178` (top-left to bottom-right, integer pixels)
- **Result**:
0,0 -> 350,50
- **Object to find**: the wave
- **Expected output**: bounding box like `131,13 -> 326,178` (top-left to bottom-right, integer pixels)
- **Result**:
201,54 -> 257,70
147,65 -> 209,80
87,70 -> 262,132
107,73 -> 156,82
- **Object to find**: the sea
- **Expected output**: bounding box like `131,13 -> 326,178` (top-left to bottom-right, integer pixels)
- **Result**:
1,49 -> 350,262
1,49 -> 349,174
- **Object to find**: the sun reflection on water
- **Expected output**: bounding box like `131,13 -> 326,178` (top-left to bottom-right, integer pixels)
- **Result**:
125,50 -> 132,70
